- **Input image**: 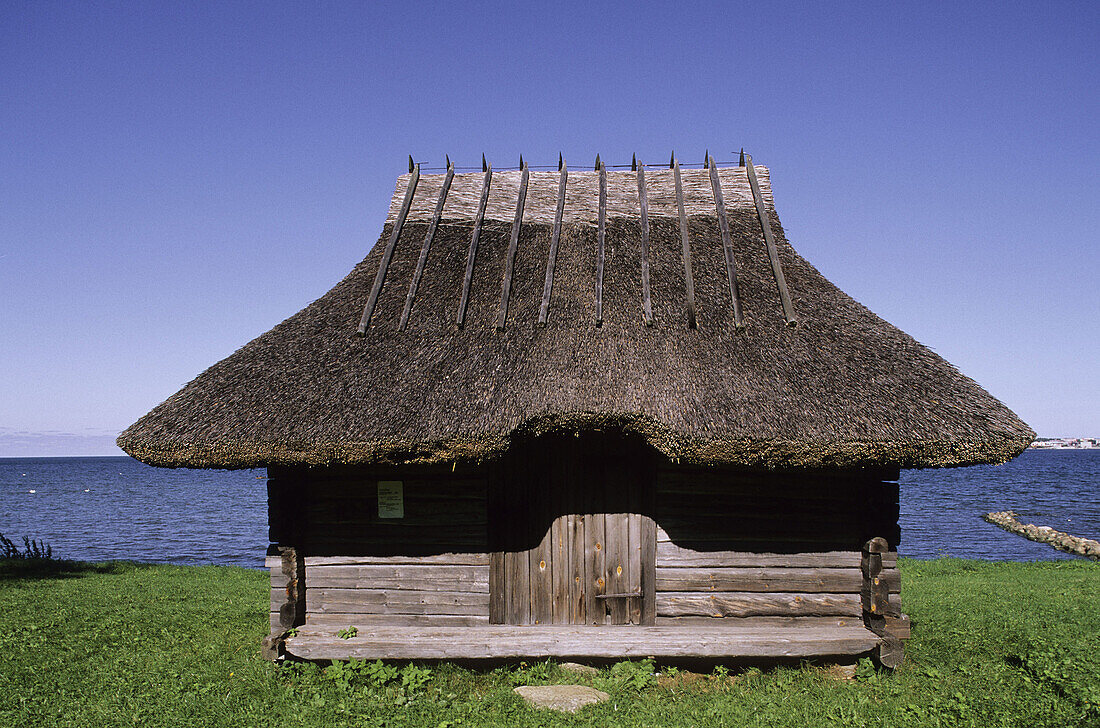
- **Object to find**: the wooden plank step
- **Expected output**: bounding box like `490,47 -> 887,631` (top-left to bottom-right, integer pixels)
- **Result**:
284,623 -> 881,661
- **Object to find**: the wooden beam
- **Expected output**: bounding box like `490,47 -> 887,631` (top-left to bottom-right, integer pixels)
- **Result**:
568,513 -> 586,625
585,512 -> 607,625
302,564 -> 489,591
496,162 -> 529,330
262,544 -> 306,660
640,515 -> 657,625
358,164 -> 419,333
489,552 -> 505,624
306,613 -> 488,628
672,158 -> 697,329
745,155 -> 797,325
655,566 -> 878,593
636,163 -> 654,325
860,537 -> 890,618
303,554 -> 489,566
605,513 -> 631,624
538,159 -> 568,325
658,592 -> 861,618
708,158 -> 744,328
530,523 -> 554,626
457,164 -> 492,328
550,515 -> 571,625
596,158 -> 606,326
306,588 -> 488,616
861,537 -> 904,669
284,623 -> 881,660
399,162 -> 453,331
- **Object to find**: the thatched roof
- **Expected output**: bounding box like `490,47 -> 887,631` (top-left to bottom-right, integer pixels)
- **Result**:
118,159 -> 1033,470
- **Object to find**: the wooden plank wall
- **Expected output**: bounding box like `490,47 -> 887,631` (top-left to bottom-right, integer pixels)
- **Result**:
653,464 -> 902,625
268,465 -> 491,628
267,554 -> 490,628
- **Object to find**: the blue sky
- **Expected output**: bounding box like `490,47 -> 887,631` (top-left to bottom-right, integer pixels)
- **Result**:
1,1 -> 1097,456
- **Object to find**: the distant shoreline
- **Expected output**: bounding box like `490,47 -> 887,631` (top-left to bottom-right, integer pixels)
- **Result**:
1029,438 -> 1099,450
2,443 -> 1099,459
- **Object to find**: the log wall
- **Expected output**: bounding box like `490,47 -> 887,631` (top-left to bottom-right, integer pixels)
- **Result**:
266,459 -> 905,639
653,464 -> 903,626
267,464 -> 491,629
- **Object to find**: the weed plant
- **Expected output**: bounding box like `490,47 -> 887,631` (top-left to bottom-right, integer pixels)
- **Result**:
0,532 -> 54,560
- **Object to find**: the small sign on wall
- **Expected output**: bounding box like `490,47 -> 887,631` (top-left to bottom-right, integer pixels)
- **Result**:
377,480 -> 404,519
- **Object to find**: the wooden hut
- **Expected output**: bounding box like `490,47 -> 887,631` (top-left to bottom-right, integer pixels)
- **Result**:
118,154 -> 1033,667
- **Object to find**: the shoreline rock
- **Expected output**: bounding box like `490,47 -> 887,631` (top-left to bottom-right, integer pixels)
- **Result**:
983,511 -> 1100,560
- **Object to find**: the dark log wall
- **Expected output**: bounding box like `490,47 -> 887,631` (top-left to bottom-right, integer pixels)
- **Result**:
656,463 -> 900,552
268,464 -> 490,629
268,464 -> 488,556
653,463 -> 902,625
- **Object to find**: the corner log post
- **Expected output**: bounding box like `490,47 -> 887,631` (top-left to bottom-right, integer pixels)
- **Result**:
262,473 -> 306,660
262,546 -> 306,660
861,537 -> 903,668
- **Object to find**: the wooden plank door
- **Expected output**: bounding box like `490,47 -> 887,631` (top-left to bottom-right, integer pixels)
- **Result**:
492,511 -> 655,626
593,512 -> 655,625
488,432 -> 657,626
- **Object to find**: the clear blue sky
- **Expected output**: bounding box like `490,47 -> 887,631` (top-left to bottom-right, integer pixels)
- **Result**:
1,1 -> 1097,456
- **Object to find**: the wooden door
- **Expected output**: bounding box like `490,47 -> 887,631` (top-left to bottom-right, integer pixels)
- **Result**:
488,432 -> 656,626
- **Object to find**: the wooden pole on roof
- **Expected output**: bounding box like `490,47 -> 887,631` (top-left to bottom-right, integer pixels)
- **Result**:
538,155 -> 568,326
708,155 -> 745,328
497,157 -> 529,330
358,158 -> 419,334
745,153 -> 797,325
595,155 -> 606,327
671,153 -> 697,329
635,158 -> 654,325
400,158 -> 453,331
457,158 -> 492,328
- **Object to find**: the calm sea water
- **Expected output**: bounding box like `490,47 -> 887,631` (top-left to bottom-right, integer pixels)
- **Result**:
1,451 -> 1097,568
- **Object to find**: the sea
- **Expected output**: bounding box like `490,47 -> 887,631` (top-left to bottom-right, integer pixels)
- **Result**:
1,451 -> 1097,569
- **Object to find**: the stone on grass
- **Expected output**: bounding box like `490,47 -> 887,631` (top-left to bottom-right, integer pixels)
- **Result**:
559,662 -> 599,676
820,664 -> 858,680
514,685 -> 609,713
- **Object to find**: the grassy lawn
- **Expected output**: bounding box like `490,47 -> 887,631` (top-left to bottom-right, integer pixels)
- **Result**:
1,558 -> 1097,727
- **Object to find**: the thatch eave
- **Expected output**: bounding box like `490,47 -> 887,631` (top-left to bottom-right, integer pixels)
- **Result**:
116,409 -> 1033,471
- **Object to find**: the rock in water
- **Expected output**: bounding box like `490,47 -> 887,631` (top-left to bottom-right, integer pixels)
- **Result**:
514,685 -> 610,713
983,511 -> 1100,560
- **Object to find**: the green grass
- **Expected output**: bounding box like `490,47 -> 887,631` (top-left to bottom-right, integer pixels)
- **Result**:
1,558 -> 1097,727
